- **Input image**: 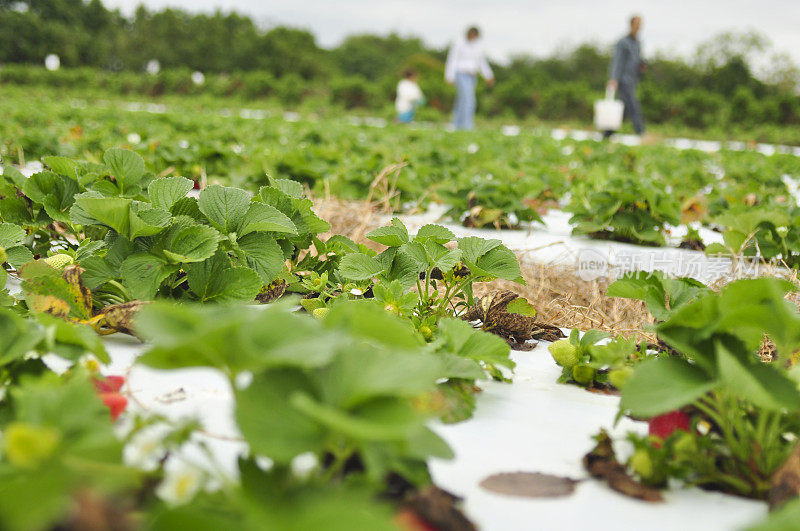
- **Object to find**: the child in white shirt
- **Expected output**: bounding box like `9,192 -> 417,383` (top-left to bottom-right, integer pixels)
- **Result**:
395,69 -> 425,123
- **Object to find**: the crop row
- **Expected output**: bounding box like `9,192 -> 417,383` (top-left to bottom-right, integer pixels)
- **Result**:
3,90 -> 800,264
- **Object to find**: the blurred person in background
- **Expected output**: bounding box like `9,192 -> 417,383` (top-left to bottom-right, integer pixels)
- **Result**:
607,15 -> 647,137
396,69 -> 426,123
445,26 -> 495,131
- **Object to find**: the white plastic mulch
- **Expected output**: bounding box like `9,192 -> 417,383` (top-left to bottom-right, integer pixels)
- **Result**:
400,205 -> 737,286
6,270 -> 767,530
95,333 -> 765,531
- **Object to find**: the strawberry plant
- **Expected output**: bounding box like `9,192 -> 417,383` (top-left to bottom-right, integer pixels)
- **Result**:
566,174 -> 682,246
606,270 -> 710,321
706,206 -> 800,268
596,278 -> 800,499
549,329 -> 644,390
336,218 -> 523,321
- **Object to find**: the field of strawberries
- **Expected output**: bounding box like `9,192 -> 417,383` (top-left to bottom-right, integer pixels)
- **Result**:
2,87 -> 800,530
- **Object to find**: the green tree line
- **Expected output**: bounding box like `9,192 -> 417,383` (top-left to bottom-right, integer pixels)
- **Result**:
2,0 -> 800,130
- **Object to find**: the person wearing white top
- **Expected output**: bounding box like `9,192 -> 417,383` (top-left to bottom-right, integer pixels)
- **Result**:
445,26 -> 495,130
395,69 -> 425,123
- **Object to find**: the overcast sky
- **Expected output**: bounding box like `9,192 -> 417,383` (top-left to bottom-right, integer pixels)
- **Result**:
103,0 -> 800,66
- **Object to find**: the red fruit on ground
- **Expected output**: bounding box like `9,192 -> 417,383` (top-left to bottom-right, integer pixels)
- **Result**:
92,375 -> 125,394
99,392 -> 128,421
649,410 -> 691,441
394,509 -> 437,531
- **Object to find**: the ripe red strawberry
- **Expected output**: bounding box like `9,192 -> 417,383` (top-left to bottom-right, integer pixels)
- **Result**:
99,393 -> 128,421
394,509 -> 436,531
92,375 -> 125,394
649,410 -> 691,442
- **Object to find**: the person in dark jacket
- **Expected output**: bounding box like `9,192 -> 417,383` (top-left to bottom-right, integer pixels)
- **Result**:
607,15 -> 647,136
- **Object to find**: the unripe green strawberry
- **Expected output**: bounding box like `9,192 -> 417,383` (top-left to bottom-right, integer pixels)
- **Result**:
572,364 -> 596,385
549,339 -> 580,368
630,449 -> 654,480
312,308 -> 329,320
43,253 -> 74,270
3,422 -> 61,468
672,431 -> 697,455
419,325 -> 433,341
609,367 -> 634,389
0,246 -> 6,265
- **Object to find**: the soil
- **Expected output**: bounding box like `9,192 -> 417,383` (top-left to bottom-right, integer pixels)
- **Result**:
678,239 -> 706,251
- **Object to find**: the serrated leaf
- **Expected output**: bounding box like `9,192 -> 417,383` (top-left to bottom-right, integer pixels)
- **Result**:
24,171 -> 80,223
129,205 -> 171,240
506,297 -> 536,317
0,223 -> 25,248
268,177 -> 304,199
74,196 -> 132,235
5,246 -> 34,268
620,357 -> 714,417
338,254 -> 386,281
236,232 -> 284,283
103,148 -> 145,194
187,251 -> 262,303
472,244 -> 522,281
148,176 -> 194,211
160,217 -> 219,264
78,256 -> 117,290
458,236 -> 503,265
120,254 -> 175,300
414,224 -> 454,244
198,185 -> 251,234
238,202 -> 298,236
1,165 -> 27,188
366,218 -> 409,247
42,156 -> 80,180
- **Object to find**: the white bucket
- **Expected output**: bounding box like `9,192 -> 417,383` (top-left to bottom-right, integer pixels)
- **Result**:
594,88 -> 624,131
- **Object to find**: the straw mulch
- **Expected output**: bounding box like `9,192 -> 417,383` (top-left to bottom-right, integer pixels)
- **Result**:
310,176 -> 799,345
312,193 -> 655,341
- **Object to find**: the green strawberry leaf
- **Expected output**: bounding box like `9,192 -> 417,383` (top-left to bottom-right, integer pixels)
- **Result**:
366,218 -> 409,247
103,147 -> 146,195
414,224 -> 455,244
148,176 -> 194,211
187,251 -> 262,303
198,185 -> 251,234
235,232 -> 284,283
160,216 -> 220,264
120,253 -> 177,300
338,254 -> 386,281
238,202 -> 298,236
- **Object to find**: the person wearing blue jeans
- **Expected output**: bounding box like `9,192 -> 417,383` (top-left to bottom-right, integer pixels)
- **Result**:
606,15 -> 647,137
445,26 -> 494,131
453,72 -> 478,130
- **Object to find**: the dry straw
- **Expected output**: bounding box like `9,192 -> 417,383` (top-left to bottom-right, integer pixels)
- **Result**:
310,170 -> 799,345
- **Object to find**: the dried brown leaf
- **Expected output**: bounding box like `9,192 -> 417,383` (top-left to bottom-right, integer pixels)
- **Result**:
769,445 -> 800,510
584,430 -> 663,502
400,486 -> 476,531
479,472 -> 579,498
